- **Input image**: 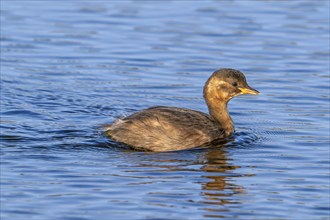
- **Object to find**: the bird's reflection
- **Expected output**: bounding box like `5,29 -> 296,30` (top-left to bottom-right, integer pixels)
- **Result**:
200,147 -> 245,207
117,142 -> 252,217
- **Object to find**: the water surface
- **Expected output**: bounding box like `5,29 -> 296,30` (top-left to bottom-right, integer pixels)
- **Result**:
1,1 -> 329,219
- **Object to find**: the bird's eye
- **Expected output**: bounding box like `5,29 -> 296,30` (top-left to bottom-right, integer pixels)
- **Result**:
232,82 -> 238,87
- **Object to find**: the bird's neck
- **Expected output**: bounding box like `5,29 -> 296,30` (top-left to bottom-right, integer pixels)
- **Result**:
205,97 -> 235,137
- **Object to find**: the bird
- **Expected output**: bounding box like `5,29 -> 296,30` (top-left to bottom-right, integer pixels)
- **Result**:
105,68 -> 259,152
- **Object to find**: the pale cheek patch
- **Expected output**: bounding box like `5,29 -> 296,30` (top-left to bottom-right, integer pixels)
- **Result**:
217,81 -> 232,96
207,79 -> 230,100
217,81 -> 228,90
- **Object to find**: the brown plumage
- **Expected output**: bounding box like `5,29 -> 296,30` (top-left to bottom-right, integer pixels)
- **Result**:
105,68 -> 259,152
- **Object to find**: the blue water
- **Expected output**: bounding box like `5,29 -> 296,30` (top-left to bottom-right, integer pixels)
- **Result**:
1,1 -> 329,219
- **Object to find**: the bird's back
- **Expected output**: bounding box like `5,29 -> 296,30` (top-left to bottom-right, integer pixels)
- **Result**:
105,106 -> 225,151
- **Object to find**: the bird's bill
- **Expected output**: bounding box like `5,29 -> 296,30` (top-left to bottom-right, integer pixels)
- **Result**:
239,86 -> 260,95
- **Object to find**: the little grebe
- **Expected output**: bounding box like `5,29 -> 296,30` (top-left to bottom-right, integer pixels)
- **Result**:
105,68 -> 259,152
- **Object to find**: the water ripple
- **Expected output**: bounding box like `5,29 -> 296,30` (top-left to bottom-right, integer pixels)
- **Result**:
1,1 -> 329,220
